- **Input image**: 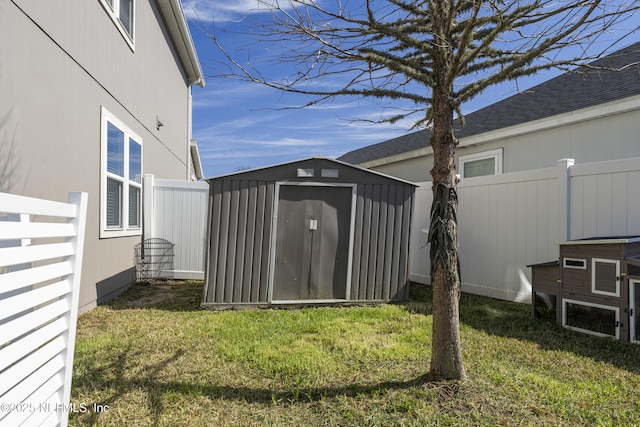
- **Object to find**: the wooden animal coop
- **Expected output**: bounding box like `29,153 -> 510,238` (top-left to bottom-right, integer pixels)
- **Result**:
530,236 -> 640,342
201,157 -> 417,309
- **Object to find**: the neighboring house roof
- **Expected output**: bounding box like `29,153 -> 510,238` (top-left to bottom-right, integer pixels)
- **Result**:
156,0 -> 205,87
338,42 -> 640,165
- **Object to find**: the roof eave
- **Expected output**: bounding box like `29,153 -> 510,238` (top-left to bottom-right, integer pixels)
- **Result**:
156,0 -> 205,88
354,93 -> 640,168
460,93 -> 640,147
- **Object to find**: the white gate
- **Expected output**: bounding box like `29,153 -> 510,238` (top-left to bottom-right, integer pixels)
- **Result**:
0,191 -> 88,427
143,175 -> 208,280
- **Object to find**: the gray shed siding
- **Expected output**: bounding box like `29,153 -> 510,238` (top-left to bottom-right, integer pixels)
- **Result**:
202,158 -> 416,307
205,179 -> 274,304
351,183 -> 414,301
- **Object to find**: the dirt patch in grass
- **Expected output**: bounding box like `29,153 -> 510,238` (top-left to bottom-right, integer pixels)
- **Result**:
108,280 -> 203,311
120,284 -> 174,307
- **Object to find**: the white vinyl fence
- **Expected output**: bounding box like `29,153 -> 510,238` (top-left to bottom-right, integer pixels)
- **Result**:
142,175 -> 208,280
0,191 -> 88,427
410,157 -> 640,302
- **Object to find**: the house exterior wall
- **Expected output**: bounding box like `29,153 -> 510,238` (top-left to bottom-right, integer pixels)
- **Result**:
366,100 -> 640,182
1,1 -> 196,312
371,156 -> 429,184
461,103 -> 640,174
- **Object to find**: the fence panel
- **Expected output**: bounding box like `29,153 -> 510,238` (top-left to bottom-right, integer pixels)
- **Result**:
0,191 -> 87,427
409,157 -> 640,302
456,167 -> 559,301
409,184 -> 432,285
569,157 -> 640,239
143,175 -> 209,280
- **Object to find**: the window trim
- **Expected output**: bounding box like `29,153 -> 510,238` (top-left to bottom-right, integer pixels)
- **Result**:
100,106 -> 143,238
98,0 -> 135,51
458,148 -> 503,178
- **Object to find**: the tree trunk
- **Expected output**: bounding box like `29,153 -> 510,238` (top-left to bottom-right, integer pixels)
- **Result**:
428,89 -> 467,380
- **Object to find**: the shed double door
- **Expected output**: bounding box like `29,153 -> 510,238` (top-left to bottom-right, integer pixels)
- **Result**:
273,185 -> 352,301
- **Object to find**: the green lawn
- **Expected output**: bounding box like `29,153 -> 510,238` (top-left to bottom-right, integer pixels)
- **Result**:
70,281 -> 640,426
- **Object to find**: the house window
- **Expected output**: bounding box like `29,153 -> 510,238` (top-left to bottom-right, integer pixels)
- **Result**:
459,148 -> 503,178
101,107 -> 142,238
100,0 -> 135,48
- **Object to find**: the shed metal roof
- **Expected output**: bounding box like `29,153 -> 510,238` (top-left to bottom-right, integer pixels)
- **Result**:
338,42 -> 640,165
205,155 -> 419,186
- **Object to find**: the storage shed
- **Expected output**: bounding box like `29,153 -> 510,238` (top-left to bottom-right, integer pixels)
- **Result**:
201,156 -> 417,308
530,236 -> 640,342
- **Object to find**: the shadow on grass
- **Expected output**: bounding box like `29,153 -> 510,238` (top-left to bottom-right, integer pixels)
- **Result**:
106,281 -> 640,375
406,283 -> 640,374
72,347 -> 461,425
73,347 -> 188,426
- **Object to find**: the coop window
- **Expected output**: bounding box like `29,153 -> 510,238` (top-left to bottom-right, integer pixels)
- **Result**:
562,299 -> 619,339
563,258 -> 586,269
591,258 -> 620,297
101,106 -> 143,238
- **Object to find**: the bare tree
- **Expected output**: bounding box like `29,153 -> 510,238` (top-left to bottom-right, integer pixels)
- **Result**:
206,0 -> 640,380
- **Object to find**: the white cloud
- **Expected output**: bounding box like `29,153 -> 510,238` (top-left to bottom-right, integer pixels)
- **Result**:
182,0 -> 278,23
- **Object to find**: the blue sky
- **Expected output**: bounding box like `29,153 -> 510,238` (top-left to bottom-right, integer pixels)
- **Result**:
182,1 -> 639,178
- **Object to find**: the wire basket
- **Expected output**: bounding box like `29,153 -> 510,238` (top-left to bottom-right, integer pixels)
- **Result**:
134,238 -> 175,281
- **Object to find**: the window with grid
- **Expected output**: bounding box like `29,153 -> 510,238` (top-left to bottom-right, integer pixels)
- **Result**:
101,107 -> 142,238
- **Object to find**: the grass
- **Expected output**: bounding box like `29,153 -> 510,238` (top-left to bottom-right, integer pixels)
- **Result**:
70,281 -> 640,426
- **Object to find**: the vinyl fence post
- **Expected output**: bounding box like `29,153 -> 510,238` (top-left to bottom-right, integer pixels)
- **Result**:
61,192 -> 88,427
557,158 -> 575,242
143,174 -> 155,241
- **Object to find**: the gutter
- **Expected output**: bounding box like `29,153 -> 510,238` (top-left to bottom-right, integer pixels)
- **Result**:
156,0 -> 205,88
190,140 -> 204,180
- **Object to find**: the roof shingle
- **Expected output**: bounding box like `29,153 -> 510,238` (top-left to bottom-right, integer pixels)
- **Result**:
338,42 -> 640,165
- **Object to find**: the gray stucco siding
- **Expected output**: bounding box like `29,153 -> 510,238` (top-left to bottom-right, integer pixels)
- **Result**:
366,106 -> 640,183
1,1 -> 195,312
